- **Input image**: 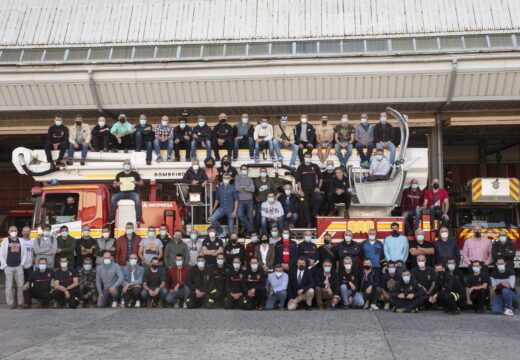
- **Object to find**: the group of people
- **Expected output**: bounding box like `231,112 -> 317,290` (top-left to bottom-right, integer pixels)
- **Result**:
44,112 -> 396,169
1,220 -> 517,316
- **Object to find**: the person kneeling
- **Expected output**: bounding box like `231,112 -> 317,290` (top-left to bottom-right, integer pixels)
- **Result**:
96,251 -> 124,308
23,258 -> 53,308
287,257 -> 315,311
79,257 -> 98,308
166,254 -> 191,308
314,259 -> 341,310
390,269 -> 426,313
244,257 -> 267,310
121,254 -> 144,308
140,257 -> 167,308
225,257 -> 247,310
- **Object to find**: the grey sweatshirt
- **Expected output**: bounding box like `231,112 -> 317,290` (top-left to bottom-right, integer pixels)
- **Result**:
33,236 -> 57,268
235,175 -> 255,201
355,123 -> 374,143
164,239 -> 190,268
96,262 -> 124,293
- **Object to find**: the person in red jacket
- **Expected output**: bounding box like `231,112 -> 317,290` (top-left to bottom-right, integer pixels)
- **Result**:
165,253 -> 190,308
400,179 -> 424,236
115,222 -> 142,266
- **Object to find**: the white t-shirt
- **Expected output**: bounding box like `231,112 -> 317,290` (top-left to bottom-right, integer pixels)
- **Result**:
21,238 -> 34,269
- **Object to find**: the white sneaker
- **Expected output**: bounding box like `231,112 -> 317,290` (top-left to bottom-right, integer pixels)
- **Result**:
384,303 -> 390,311
111,301 -> 118,308
174,302 -> 180,309
370,304 -> 380,310
135,300 -> 141,308
504,309 -> 514,316
183,302 -> 187,309
120,301 -> 125,309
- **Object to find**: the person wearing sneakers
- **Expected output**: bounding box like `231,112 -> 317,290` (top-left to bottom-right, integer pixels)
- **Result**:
354,113 -> 374,169
490,258 -> 517,316
296,153 -> 322,228
253,117 -> 275,162
108,160 -> 144,225
67,114 -> 91,166
141,257 -> 168,307
212,113 -> 234,161
390,268 -> 426,313
294,114 -> 315,163
273,115 -> 299,167
233,113 -> 255,161
373,112 -> 396,165
172,117 -> 192,162
153,115 -> 174,162
360,258 -> 382,310
315,115 -> 335,166
165,254 -> 191,308
265,264 -> 289,310
190,116 -> 213,160
110,114 -> 133,153
90,116 -> 111,152
44,114 -> 69,168
313,258 -> 341,310
333,114 -> 355,167
96,251 -> 124,308
121,253 -> 144,308
133,114 -> 154,165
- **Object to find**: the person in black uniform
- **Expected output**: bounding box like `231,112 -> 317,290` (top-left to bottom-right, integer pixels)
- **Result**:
296,154 -> 322,227
212,113 -> 233,161
465,260 -> 490,313
320,161 -> 335,214
201,228 -> 224,267
224,233 -> 245,267
428,263 -> 464,314
446,258 -> 466,287
313,259 -> 340,309
298,231 -> 318,267
408,229 -> 434,269
190,116 -> 213,160
492,231 -> 516,271
360,258 -> 382,310
411,254 -> 437,308
390,269 -> 426,313
185,256 -> 215,309
224,257 -> 247,309
328,167 -> 352,216
217,155 -> 238,183
318,233 -> 338,270
23,258 -> 53,308
53,256 -> 80,308
173,117 -> 193,162
337,230 -> 361,269
244,257 -> 266,310
212,253 -> 228,307
44,114 -> 69,168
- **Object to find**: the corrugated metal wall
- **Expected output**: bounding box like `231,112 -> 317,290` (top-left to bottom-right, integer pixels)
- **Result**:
1,0 -> 519,47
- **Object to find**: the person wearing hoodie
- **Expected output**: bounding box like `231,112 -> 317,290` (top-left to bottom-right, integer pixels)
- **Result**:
492,230 -> 516,271
32,224 -> 57,269
164,230 -> 190,268
121,253 -> 144,308
261,192 -> 285,235
190,116 -> 213,159
212,113 -> 233,161
390,269 -> 426,313
434,226 -> 461,266
383,223 -> 409,264
235,165 -> 255,234
96,251 -> 124,308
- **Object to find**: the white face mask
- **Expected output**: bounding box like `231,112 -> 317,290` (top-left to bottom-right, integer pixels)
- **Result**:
98,121 -> 105,127
284,189 -> 291,195
192,164 -> 199,171
499,236 -> 507,243
161,120 -> 168,126
260,172 -> 267,178
9,231 -> 18,238
282,233 -> 290,240
261,122 -> 268,128
304,158 -> 311,164
55,120 -> 63,126
300,118 -> 307,124
275,271 -> 283,278
241,117 -> 248,124
440,232 -> 449,240
208,231 -> 216,238
360,118 -> 367,124
139,119 -> 147,126
368,235 -> 376,241
380,116 -> 387,123
198,121 -> 205,127
416,234 -> 424,242
241,170 -> 248,176
411,183 -> 418,189
497,264 -> 506,271
418,261 -> 426,268
344,235 -> 352,242
344,264 -> 352,270
102,232 -> 110,239
341,117 -> 348,123
267,197 -> 274,203
375,155 -> 383,161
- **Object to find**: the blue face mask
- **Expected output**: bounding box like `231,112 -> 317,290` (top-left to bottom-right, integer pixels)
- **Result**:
304,236 -> 311,242
233,263 -> 240,270
160,230 -> 167,237
83,264 -> 92,271
180,123 -> 186,129
175,260 -> 183,267
216,259 -> 225,266
388,267 -> 396,275
271,231 -> 278,237
190,233 -> 197,240
126,229 -> 133,235
326,165 -> 333,171
60,231 -> 68,238
402,275 -> 411,283
323,266 -> 331,273
472,267 -> 481,274
38,264 -> 47,271
129,259 -> 138,266
251,236 -> 258,243
251,263 -> 258,271
123,164 -> 131,171
43,230 -> 50,237
197,261 -> 205,269
83,231 -> 90,237
148,231 -> 155,238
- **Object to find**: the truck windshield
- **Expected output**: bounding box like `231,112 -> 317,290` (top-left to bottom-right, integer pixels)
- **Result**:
457,206 -> 518,228
41,193 -> 79,226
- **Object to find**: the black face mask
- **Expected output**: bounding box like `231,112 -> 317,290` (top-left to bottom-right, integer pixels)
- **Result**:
220,119 -> 226,123
322,120 -> 327,125
475,231 -> 481,238
298,265 -> 306,271
119,118 -> 125,123
205,163 -> 214,168
364,265 -> 371,270
230,239 -> 238,244
75,121 -> 82,125
436,271 -> 444,277
151,265 -> 158,270
261,239 -> 268,244
432,183 -> 440,189
324,239 -> 331,245
392,230 -> 400,237
222,161 -> 230,166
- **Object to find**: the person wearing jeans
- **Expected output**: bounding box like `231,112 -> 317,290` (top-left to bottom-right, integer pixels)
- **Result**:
211,173 -> 238,236
253,117 -> 275,162
0,226 -> 27,309
338,257 -> 364,308
354,113 -> 374,168
260,192 -> 285,234
190,116 -> 213,160
67,114 -> 91,166
108,160 -> 144,224
373,112 -> 396,165
265,265 -> 289,310
235,165 -> 255,234
490,259 -> 517,316
165,254 -> 191,307
134,114 -> 154,165
154,115 -> 174,162
44,114 -> 69,168
233,113 -> 255,160
273,115 -> 299,167
334,115 -> 355,167
96,251 -> 124,308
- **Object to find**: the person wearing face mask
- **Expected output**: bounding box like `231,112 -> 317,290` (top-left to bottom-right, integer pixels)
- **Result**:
44,114 -> 69,168
217,155 -> 238,182
338,256 -> 364,308
490,258 -> 517,316
20,226 -> 34,308
294,114 -> 315,164
462,225 -> 492,272
254,167 -> 276,229
379,261 -> 400,310
203,157 -> 219,195
315,115 -> 334,165
78,257 -> 97,308
22,258 -> 53,308
465,260 -> 490,313
91,116 -> 111,152
211,252 -> 228,307
95,251 -> 124,308
360,259 -> 382,310
182,159 -> 209,196
164,230 -> 189,268
275,229 -> 298,271
390,269 -> 426,313
235,165 -> 255,236
33,224 -> 57,269
67,114 -> 91,166
354,113 -> 374,169
224,233 -> 245,267
318,234 -> 338,268
434,226 -> 461,266
265,264 -> 289,310
110,113 -> 132,153
152,115 -> 174,163
366,148 -> 391,181
254,234 -> 275,273
165,254 -> 191,308
361,229 -> 384,274
53,256 -> 80,309
109,160 -> 144,225
273,115 -> 299,168
138,226 -> 164,267
400,179 -> 424,236
224,257 -> 247,309
244,257 -> 267,310
157,224 -> 172,248
132,114 -> 153,165
121,253 -> 144,308
115,222 -> 142,266
411,254 -> 437,306
261,192 -> 285,235
383,223 -> 409,265
201,226 -> 224,266
233,113 -> 255,161
269,225 -> 281,245
212,113 -> 233,161
428,263 -> 464,315
334,114 -> 355,167
327,167 -> 352,217
95,225 -> 116,266
76,225 -> 96,268
287,257 -> 315,310
337,230 -> 361,268
277,184 -> 300,229
445,258 -> 465,287
314,258 -> 340,310
492,231 -> 516,271
185,256 -> 215,309
62,196 -> 79,218
408,229 -> 434,269
253,117 -> 275,162
140,257 -> 167,308
244,232 -> 259,268
187,230 -> 203,267
172,117 -> 193,161
298,231 -> 318,267
422,178 -> 450,233
320,160 -> 336,211
190,116 -> 213,159
211,173 -> 238,237
1,226 -> 27,309
54,225 -> 77,268
373,111 -> 396,164
296,154 -> 323,228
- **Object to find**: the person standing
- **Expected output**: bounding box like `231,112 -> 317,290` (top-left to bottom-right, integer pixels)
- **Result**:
235,165 -> 255,235
115,223 -> 142,266
210,173 -> 238,237
461,225 -> 492,271
20,226 -> 34,309
95,226 -> 116,266
44,114 -> 69,168
492,230 -> 516,271
383,223 -> 409,264
33,224 -> 57,268
0,226 -> 27,309
76,225 -> 97,268
434,226 -> 461,266
55,225 -> 77,268
163,230 -> 189,268
138,226 -> 164,267
296,153 -> 322,228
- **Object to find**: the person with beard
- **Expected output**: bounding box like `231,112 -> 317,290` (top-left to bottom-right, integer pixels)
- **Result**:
383,223 -> 408,264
